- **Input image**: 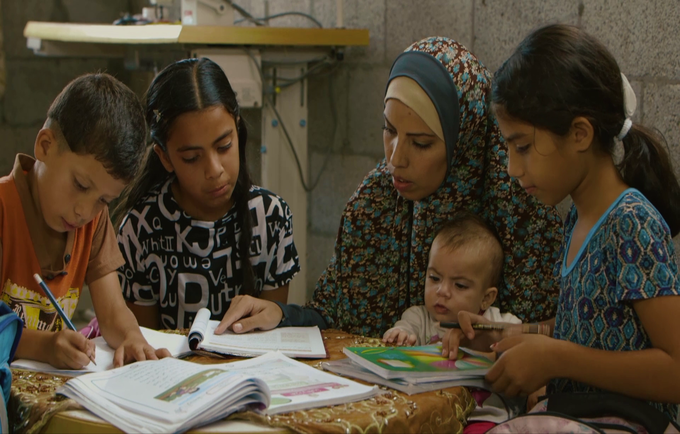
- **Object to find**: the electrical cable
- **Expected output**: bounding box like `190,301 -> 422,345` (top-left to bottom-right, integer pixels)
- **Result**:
244,50 -> 339,192
262,56 -> 328,66
265,59 -> 335,88
264,66 -> 338,192
235,11 -> 323,28
226,0 -> 265,26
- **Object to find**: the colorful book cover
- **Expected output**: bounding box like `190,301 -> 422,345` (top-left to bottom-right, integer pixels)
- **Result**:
342,344 -> 493,381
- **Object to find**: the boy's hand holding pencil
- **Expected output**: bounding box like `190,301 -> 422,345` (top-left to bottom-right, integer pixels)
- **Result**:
34,273 -> 97,369
47,328 -> 98,370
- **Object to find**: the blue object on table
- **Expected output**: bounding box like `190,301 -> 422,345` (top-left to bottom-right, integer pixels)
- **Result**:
0,300 -> 23,432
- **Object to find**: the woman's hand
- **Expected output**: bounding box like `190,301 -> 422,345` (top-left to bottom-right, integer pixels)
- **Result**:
216,295 -> 283,334
382,328 -> 417,346
486,334 -> 558,397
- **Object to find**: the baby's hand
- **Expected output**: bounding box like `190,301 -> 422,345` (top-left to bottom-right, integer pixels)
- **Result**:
382,328 -> 417,346
441,327 -> 467,360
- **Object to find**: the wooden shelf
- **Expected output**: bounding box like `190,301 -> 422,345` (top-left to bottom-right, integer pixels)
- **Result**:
24,22 -> 370,47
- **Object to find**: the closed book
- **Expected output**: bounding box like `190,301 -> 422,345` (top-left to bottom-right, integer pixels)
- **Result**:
342,344 -> 493,382
323,358 -> 489,395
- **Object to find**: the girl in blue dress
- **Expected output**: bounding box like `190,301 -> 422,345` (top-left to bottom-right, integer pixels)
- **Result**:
481,24 -> 680,419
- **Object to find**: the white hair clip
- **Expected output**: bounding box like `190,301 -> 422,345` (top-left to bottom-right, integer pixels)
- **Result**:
617,73 -> 637,140
153,109 -> 161,123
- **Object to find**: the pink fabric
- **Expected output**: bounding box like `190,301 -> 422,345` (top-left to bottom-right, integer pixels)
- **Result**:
79,317 -> 100,339
470,388 -> 493,407
464,421 -> 496,434
513,398 -> 669,434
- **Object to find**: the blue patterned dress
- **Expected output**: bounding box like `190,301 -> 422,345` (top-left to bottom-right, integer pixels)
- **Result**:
549,188 -> 680,419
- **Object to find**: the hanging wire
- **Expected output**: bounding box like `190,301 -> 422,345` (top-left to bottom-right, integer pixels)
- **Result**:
225,0 -> 266,26
244,50 -> 340,192
235,11 -> 323,28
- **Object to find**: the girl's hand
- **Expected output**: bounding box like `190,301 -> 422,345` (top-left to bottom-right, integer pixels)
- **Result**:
47,329 -> 96,369
527,386 -> 547,412
113,333 -> 171,368
486,334 -> 558,397
217,295 -> 282,334
382,328 -> 417,346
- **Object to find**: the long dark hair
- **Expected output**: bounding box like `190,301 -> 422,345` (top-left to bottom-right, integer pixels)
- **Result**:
113,57 -> 257,295
492,24 -> 680,236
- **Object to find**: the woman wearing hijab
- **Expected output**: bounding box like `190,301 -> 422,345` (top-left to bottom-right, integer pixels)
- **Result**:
218,37 -> 563,338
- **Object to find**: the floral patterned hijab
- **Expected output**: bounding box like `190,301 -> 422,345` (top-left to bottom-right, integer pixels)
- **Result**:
308,37 -> 563,337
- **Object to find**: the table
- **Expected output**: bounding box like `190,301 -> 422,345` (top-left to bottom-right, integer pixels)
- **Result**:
23,22 -> 369,48
10,330 -> 475,434
22,22 -> 370,306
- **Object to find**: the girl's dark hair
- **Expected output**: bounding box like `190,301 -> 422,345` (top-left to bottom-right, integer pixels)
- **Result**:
492,24 -> 680,236
113,57 -> 257,296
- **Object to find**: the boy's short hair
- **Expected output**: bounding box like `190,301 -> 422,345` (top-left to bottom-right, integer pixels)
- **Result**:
433,212 -> 504,287
46,73 -> 146,182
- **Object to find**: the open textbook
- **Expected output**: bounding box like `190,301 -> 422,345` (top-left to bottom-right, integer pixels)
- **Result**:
343,344 -> 494,382
58,352 -> 380,434
11,327 -> 190,375
188,307 -> 326,358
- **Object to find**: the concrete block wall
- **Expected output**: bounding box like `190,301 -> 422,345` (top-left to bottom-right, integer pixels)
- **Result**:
296,0 -> 680,292
0,0 -> 131,175
2,1 -> 679,301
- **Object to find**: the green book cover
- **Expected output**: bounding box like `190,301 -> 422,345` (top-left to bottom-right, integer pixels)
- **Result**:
342,344 -> 493,381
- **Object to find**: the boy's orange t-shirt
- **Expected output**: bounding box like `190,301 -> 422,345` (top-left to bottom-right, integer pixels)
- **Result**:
0,155 -> 124,331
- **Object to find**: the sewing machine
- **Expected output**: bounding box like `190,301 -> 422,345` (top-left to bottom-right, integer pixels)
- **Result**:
180,0 -> 235,26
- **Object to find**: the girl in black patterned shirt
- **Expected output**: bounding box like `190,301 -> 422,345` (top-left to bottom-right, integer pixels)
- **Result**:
113,58 -> 299,330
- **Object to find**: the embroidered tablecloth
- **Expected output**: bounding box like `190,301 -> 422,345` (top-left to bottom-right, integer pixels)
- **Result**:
9,329 -> 475,434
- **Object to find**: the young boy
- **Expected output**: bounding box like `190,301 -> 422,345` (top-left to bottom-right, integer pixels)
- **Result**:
383,212 -> 520,346
0,73 -> 170,369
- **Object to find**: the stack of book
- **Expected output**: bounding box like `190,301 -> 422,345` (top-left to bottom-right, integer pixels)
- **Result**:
323,344 -> 494,395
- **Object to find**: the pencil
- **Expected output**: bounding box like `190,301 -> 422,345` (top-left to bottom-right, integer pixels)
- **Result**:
440,322 -> 551,336
33,273 -> 97,366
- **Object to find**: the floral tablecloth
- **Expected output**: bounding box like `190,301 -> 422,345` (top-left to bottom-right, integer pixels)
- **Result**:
9,329 -> 475,434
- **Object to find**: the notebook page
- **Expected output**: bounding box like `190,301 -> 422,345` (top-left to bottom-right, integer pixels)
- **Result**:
201,321 -> 326,358
11,327 -> 190,375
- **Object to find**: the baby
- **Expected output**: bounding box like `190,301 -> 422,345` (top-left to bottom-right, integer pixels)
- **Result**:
383,212 -> 520,346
